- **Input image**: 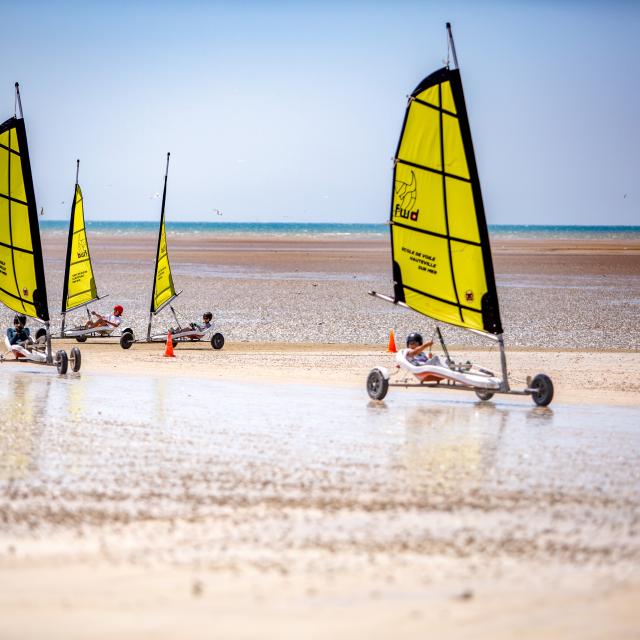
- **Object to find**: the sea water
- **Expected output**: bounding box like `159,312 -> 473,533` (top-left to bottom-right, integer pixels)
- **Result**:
38,221 -> 640,241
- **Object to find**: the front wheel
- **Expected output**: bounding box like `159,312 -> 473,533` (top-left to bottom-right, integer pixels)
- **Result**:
211,333 -> 225,350
70,347 -> 82,372
475,389 -> 495,401
75,335 -> 87,343
367,368 -> 389,400
120,333 -> 134,349
530,373 -> 554,407
56,350 -> 68,374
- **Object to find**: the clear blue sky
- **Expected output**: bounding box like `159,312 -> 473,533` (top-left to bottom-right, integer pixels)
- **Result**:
2,0 -> 638,224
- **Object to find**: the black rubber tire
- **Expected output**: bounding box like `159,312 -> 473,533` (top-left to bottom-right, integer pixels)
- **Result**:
172,339 -> 178,348
56,350 -> 68,374
475,389 -> 495,401
35,327 -> 46,341
120,333 -> 134,349
211,333 -> 225,350
75,335 -> 87,343
531,373 -> 554,407
122,327 -> 133,336
366,369 -> 389,400
70,347 -> 81,372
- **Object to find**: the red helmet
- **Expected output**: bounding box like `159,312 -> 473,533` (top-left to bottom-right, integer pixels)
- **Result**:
113,305 -> 124,315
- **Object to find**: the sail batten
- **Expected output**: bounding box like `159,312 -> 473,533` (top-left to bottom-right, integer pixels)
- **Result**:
397,158 -> 472,184
0,115 -> 49,321
389,65 -> 502,335
62,179 -> 99,313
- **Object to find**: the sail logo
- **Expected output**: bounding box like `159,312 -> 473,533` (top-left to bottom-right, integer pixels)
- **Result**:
394,170 -> 419,222
76,236 -> 88,260
465,290 -> 474,302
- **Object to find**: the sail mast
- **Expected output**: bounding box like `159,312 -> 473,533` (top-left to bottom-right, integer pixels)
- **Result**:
61,160 -> 80,324
446,22 -> 459,70
444,23 -> 509,388
14,82 -> 23,118
147,152 -> 171,340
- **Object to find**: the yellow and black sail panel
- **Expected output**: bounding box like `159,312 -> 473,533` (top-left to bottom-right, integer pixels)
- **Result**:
62,183 -> 98,312
151,215 -> 176,313
0,116 -> 49,321
390,66 -> 502,335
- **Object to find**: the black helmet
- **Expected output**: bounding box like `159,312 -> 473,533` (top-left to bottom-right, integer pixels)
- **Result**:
203,311 -> 213,321
13,314 -> 27,326
406,332 -> 423,346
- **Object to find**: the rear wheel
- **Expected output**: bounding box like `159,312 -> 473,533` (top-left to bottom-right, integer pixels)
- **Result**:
530,374 -> 554,407
70,347 -> 82,372
75,335 -> 87,343
475,389 -> 495,401
367,369 -> 389,400
55,350 -> 68,374
120,333 -> 134,349
211,333 -> 225,350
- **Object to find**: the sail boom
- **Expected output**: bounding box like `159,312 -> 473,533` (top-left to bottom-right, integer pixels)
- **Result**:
61,293 -> 108,314
368,290 -> 500,341
368,290 -> 404,306
153,290 -> 182,316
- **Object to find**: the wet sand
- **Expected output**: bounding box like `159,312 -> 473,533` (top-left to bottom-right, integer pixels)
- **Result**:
0,233 -> 639,637
0,366 -> 639,638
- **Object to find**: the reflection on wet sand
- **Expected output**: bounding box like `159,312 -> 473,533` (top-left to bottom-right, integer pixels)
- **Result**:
401,402 -> 509,490
0,373 -> 51,480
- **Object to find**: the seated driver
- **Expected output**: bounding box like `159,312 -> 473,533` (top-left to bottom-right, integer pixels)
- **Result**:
406,332 -> 443,366
193,311 -> 213,331
171,311 -> 213,334
6,314 -> 30,346
85,304 -> 123,329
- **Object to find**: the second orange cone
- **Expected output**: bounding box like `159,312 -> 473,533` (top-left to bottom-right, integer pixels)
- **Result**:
164,330 -> 176,357
387,329 -> 397,353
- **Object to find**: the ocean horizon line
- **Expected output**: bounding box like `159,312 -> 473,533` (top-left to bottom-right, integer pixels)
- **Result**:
38,220 -> 640,239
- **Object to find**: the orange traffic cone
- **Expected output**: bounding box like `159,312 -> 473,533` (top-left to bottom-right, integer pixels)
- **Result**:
387,329 -> 397,353
164,330 -> 175,357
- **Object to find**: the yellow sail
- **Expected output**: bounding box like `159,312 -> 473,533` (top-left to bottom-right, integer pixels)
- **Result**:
150,154 -> 176,314
62,183 -> 98,312
0,116 -> 49,321
390,67 -> 502,335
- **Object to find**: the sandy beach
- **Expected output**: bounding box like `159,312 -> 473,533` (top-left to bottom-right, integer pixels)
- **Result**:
1,232 -> 639,638
15,230 -> 640,350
